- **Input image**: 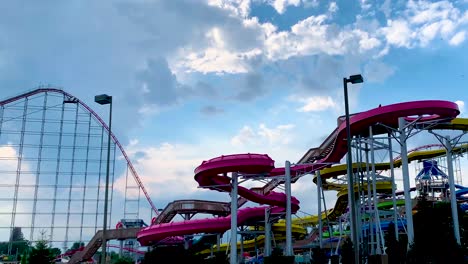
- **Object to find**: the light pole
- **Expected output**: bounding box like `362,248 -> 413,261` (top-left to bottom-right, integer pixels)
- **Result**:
343,74 -> 363,264
95,94 -> 112,264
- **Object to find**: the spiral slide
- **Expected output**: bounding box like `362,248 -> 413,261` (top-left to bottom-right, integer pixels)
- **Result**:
137,100 -> 461,246
138,154 -> 301,245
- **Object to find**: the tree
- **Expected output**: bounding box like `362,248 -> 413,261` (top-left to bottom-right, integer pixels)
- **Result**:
340,237 -> 354,264
406,199 -> 464,263
27,240 -> 55,264
113,255 -> 134,264
26,231 -> 57,264
70,241 -> 84,251
10,227 -> 25,242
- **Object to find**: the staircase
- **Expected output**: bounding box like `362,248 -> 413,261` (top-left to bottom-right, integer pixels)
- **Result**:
68,228 -> 141,264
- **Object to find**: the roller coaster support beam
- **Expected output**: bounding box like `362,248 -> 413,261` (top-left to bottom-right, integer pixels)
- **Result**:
398,117 -> 415,247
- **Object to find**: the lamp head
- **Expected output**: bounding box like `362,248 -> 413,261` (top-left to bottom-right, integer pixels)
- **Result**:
95,94 -> 112,105
347,74 -> 364,84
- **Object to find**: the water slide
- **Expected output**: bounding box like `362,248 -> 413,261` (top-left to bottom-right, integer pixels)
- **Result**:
138,153 -> 301,245
137,101 -> 461,245
293,137 -> 468,226
197,223 -> 307,254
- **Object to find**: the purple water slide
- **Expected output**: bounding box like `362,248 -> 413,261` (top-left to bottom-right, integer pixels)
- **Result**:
137,100 -> 459,245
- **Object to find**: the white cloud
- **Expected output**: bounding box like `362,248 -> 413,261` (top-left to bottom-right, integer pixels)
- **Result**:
114,142 -> 207,199
289,95 -> 337,112
271,0 -> 301,14
231,123 -> 295,147
361,0 -> 372,10
179,46 -> 262,74
449,31 -> 466,46
381,19 -> 415,48
231,126 -> 257,146
328,2 -> 338,13
455,100 -> 465,117
379,0 -> 467,48
208,0 -> 252,17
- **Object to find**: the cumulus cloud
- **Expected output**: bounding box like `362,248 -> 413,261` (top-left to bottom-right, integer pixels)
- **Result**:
328,2 -> 338,13
449,31 -> 466,46
380,0 -> 468,48
455,100 -> 465,117
231,123 -> 295,147
114,142 -> 205,199
288,95 -> 337,112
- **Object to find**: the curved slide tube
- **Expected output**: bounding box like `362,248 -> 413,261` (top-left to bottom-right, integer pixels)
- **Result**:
295,143 -> 468,226
198,223 -> 307,255
137,101 -> 460,245
138,154 -> 300,245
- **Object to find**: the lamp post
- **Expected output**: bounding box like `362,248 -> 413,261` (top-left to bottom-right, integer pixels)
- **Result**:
95,94 -> 112,264
343,74 -> 363,264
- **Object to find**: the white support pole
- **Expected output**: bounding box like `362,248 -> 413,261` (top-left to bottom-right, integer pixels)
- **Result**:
446,136 -> 461,245
264,208 -> 271,256
217,234 -> 221,252
365,145 -> 374,255
317,171 -> 323,249
398,117 -> 414,246
388,134 -> 399,241
369,127 -> 382,255
285,161 -> 293,256
240,230 -> 244,261
230,172 -> 238,264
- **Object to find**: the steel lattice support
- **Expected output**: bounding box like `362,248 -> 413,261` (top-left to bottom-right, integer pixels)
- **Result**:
0,88 -> 158,253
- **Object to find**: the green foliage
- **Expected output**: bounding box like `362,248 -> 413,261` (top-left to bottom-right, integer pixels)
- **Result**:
0,227 -> 29,258
70,241 -> 85,251
340,237 -> 354,264
384,223 -> 407,264
406,199 -> 464,263
10,227 -> 25,242
27,239 -> 55,264
142,245 -> 202,264
271,246 -> 283,256
113,255 -> 134,264
311,248 -> 327,264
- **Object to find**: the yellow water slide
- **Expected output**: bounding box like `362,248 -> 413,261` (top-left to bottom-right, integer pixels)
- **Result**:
198,222 -> 307,254
292,118 -> 468,227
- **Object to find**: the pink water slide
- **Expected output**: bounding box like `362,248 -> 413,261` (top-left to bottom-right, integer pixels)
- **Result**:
137,100 -> 459,245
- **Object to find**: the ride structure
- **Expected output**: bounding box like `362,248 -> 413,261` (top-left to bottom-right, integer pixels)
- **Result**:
1,88 -> 468,263
0,88 -> 159,258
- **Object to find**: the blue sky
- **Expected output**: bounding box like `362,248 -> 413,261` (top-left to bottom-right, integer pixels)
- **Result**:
0,0 -> 468,235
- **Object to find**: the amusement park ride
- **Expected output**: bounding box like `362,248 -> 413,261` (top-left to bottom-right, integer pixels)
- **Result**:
0,88 -> 467,263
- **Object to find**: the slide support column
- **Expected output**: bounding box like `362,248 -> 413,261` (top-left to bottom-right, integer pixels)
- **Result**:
264,208 -> 271,256
388,134 -> 399,241
317,170 -> 323,249
398,117 -> 414,246
370,127 -> 384,255
285,160 -> 293,256
230,172 -> 238,264
446,136 -> 461,245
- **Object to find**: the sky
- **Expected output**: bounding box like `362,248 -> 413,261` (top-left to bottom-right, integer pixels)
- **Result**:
0,0 -> 468,242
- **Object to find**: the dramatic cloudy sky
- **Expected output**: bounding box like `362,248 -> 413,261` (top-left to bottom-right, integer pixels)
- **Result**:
1,0 -> 468,225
